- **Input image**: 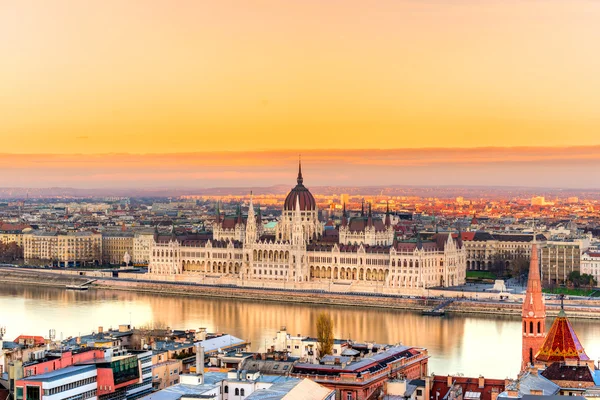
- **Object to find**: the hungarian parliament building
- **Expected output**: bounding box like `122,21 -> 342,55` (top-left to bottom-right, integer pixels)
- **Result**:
148,163 -> 466,293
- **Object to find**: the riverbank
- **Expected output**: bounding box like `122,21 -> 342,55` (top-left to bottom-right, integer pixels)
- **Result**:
2,267 -> 600,319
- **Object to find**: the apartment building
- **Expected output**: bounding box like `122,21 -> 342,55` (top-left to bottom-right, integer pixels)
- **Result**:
132,231 -> 155,266
0,223 -> 32,247
540,237 -> 590,286
102,232 -> 134,265
23,231 -> 102,267
462,232 -> 546,271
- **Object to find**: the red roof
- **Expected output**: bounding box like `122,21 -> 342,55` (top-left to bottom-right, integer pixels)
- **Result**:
0,223 -> 30,232
431,375 -> 506,400
14,335 -> 45,346
536,308 -> 589,363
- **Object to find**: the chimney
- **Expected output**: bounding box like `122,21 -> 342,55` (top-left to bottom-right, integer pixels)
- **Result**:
195,343 -> 205,380
529,365 -> 538,376
491,388 -> 499,400
478,376 -> 484,389
253,353 -> 257,360
447,376 -> 453,388
261,353 -> 266,360
98,326 -> 103,334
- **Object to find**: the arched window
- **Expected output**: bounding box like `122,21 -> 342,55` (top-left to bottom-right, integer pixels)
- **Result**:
241,388 -> 245,396
224,386 -> 229,393
529,321 -> 533,334
537,321 -> 541,334
235,388 -> 240,395
523,321 -> 526,333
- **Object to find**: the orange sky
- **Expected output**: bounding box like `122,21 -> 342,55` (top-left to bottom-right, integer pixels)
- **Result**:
2,147 -> 600,188
2,0 -> 600,154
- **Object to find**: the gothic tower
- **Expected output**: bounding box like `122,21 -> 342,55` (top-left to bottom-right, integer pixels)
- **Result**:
521,242 -> 546,371
245,193 -> 257,244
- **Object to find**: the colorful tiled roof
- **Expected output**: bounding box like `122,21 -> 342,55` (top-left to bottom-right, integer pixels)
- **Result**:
536,308 -> 589,363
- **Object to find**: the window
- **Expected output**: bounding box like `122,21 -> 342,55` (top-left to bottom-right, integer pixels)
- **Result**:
417,389 -> 423,396
537,322 -> 541,334
224,386 -> 229,393
241,388 -> 245,396
235,388 -> 240,395
347,393 -> 353,400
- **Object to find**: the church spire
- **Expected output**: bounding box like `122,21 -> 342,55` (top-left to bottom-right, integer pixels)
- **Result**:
367,203 -> 373,228
521,242 -> 546,371
361,199 -> 365,216
215,201 -> 221,224
297,155 -> 303,185
385,201 -> 391,228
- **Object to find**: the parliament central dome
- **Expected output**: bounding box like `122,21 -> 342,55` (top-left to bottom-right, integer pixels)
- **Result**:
283,161 -> 316,211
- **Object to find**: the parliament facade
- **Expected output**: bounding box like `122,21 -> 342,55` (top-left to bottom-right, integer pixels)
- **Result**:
148,163 -> 466,293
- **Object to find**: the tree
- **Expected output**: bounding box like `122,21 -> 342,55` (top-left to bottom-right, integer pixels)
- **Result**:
568,271 -> 597,289
316,312 -> 334,358
0,241 -> 24,263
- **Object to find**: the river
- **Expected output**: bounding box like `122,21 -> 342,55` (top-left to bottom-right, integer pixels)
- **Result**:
2,284 -> 600,379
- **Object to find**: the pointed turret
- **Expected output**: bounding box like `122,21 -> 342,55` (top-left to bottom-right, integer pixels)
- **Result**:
361,199 -> 365,216
245,192 -> 257,243
297,156 -> 303,185
236,204 -> 243,225
536,297 -> 590,365
521,242 -> 546,371
256,203 -> 262,224
215,201 -> 221,224
385,202 -> 391,228
367,203 -> 373,228
247,192 -> 255,220
341,202 -> 348,227
456,224 -> 463,248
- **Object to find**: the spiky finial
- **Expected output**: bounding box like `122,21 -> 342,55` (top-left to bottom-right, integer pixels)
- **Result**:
297,155 -> 303,185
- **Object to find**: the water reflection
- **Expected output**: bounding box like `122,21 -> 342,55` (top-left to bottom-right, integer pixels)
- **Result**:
2,284 -> 600,378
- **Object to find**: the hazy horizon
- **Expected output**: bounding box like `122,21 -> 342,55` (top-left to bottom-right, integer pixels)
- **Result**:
3,0 -> 600,189
2,146 -> 600,191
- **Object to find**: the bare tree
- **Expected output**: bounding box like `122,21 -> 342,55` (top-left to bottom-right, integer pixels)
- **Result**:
316,312 -> 334,358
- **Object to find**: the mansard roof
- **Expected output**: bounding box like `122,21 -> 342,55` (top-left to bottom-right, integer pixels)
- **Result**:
395,241 -> 440,252
156,233 -> 213,245
463,232 -> 546,242
210,239 -> 243,248
220,215 -> 247,229
541,362 -> 595,383
347,217 -> 387,233
307,243 -> 392,253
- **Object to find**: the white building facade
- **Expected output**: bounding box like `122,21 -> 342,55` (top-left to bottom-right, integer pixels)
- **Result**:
148,164 -> 466,293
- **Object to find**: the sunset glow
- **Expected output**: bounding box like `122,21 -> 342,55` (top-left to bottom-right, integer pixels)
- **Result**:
2,0 -> 600,187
